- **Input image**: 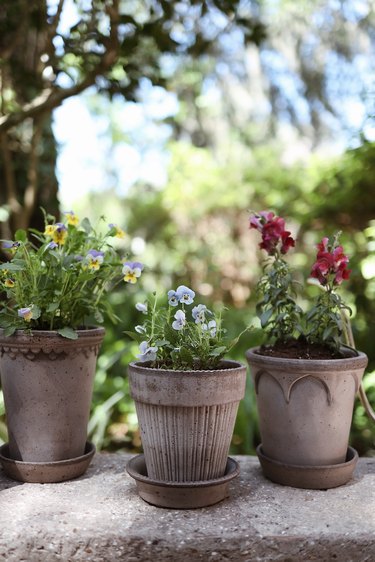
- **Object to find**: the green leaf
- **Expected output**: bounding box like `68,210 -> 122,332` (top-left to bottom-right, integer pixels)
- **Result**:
259,308 -> 273,328
14,228 -> 27,242
14,229 -> 27,242
4,325 -> 16,337
179,347 -> 194,364
57,327 -> 78,340
154,339 -> 169,346
123,330 -> 142,342
323,326 -> 334,340
164,324 -> 178,345
31,305 -> 41,320
0,263 -> 24,271
94,309 -> 104,323
80,218 -> 92,234
209,346 -> 227,357
47,302 -> 59,313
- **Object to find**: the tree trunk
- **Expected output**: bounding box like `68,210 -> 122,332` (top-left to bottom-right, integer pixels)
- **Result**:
0,0 -> 59,241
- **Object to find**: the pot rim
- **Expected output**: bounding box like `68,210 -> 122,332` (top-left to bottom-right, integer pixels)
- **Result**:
245,345 -> 368,370
128,358 -> 246,375
0,326 -> 105,339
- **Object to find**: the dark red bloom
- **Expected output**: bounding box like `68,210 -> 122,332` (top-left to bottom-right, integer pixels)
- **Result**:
250,211 -> 295,256
310,237 -> 351,286
281,231 -> 295,254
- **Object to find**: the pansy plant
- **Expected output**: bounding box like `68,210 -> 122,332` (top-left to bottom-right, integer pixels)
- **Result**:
250,211 -> 352,353
0,210 -> 143,338
127,286 -> 249,370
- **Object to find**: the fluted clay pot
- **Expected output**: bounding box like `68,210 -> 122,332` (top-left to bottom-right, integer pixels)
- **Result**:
246,347 -> 368,467
128,360 -> 247,482
0,328 -> 104,463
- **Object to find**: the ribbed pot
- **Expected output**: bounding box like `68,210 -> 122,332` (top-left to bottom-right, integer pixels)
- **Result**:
128,360 -> 247,482
0,328 -> 104,462
246,347 -> 368,466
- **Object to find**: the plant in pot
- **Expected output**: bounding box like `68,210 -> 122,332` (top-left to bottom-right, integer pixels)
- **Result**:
246,211 -> 368,489
0,210 -> 143,483
125,285 -> 248,508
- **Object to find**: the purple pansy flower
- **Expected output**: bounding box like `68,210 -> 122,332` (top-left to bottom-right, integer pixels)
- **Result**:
167,290 -> 179,306
172,309 -> 186,331
176,285 -> 195,305
192,304 -> 208,324
2,240 -> 20,250
202,320 -> 217,337
18,307 -> 33,322
122,262 -> 143,284
86,249 -> 105,271
137,341 -> 158,362
135,302 -> 148,313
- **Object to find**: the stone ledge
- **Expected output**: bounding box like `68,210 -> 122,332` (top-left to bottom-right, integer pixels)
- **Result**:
0,454 -> 374,562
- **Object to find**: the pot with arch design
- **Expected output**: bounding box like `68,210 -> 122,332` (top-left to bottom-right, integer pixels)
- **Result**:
246,346 -> 367,486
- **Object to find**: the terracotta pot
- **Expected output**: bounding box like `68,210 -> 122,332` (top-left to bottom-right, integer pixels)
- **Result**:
246,347 -> 368,466
128,359 -> 247,482
0,327 -> 104,463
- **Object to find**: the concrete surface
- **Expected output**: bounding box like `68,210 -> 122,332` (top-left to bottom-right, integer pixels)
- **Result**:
0,453 -> 374,562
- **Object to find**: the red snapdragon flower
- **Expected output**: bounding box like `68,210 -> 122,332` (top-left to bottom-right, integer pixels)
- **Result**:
310,237 -> 351,286
249,211 -> 295,256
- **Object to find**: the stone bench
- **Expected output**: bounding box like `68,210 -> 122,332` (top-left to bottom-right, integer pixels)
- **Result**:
0,454 -> 374,561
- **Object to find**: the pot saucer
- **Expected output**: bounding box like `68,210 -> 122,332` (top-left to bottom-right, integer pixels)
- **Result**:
256,444 -> 358,489
126,454 -> 240,509
0,441 -> 95,483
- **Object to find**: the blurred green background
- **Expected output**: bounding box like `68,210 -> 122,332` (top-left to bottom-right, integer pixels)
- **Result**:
0,0 -> 374,456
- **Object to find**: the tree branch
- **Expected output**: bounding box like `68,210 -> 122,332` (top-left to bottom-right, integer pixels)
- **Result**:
0,77 -> 92,133
45,0 -> 66,61
0,0 -> 121,134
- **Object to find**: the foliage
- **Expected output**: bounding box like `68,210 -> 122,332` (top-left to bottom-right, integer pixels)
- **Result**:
352,370 -> 375,457
127,285 -> 249,370
0,210 -> 142,335
168,1 -> 375,150
256,256 -> 302,343
251,212 -> 352,352
0,0 -> 264,236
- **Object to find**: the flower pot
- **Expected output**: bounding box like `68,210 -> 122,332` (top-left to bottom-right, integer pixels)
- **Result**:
128,360 -> 247,483
246,346 -> 368,483
0,328 -> 104,468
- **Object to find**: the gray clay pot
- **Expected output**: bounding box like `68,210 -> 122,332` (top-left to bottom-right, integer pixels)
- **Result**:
246,347 -> 368,467
0,328 -> 104,462
128,360 -> 247,482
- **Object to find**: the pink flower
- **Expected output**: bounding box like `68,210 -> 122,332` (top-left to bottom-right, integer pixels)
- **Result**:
249,211 -> 275,231
311,237 -> 351,286
250,212 -> 295,256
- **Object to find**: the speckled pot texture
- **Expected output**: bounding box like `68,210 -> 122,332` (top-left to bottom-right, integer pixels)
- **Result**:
246,347 -> 368,467
128,360 -> 247,482
0,328 -> 104,463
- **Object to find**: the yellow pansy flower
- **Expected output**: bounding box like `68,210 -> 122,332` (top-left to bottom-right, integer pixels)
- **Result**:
64,210 -> 79,226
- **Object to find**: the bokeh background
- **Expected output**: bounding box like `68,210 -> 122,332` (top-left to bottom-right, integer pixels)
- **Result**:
1,0 -> 375,456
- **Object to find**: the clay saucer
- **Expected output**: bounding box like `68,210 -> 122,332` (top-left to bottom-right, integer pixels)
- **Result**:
257,444 -> 358,489
0,441 -> 95,483
126,454 -> 240,509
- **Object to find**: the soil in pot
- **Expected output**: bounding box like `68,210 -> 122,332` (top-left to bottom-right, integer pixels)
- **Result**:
257,338 -> 355,360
